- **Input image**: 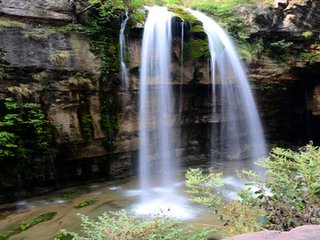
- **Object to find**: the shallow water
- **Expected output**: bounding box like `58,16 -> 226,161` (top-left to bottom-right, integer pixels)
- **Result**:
0,159 -> 256,239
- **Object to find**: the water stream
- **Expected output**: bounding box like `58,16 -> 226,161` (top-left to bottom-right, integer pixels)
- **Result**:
120,10 -> 129,88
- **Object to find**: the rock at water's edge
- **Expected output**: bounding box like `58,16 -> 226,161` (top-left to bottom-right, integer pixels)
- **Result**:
227,225 -> 320,240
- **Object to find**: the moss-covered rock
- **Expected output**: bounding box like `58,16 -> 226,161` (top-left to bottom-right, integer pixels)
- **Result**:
128,9 -> 146,29
168,6 -> 201,24
184,39 -> 210,61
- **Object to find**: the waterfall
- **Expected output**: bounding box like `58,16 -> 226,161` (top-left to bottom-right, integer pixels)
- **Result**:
139,6 -> 175,192
133,6 -> 266,218
135,6 -> 192,219
120,10 -> 129,88
189,10 -> 267,162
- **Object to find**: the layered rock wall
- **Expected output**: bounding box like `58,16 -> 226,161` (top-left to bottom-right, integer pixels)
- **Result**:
0,0 -> 320,188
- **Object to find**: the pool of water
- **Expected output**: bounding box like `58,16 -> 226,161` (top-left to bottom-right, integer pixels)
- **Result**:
0,159 -> 257,239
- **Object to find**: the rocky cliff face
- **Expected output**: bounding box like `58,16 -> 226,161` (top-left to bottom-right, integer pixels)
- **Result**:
0,0 -> 117,186
238,0 -> 320,144
0,0 -> 320,191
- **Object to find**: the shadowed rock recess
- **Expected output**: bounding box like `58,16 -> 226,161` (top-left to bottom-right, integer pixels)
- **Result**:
0,0 -> 320,194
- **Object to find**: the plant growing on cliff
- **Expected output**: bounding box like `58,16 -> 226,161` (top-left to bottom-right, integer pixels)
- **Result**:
0,97 -> 54,182
48,51 -> 70,66
186,144 -> 320,236
265,40 -> 293,63
302,31 -> 313,39
270,40 -> 293,49
55,210 -> 210,240
84,3 -> 121,149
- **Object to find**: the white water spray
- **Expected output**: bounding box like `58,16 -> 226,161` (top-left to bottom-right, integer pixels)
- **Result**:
189,10 -> 267,162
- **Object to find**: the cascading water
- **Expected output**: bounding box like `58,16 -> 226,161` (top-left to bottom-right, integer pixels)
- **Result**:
139,5 -> 174,193
120,10 -> 129,88
132,6 -> 266,218
189,10 -> 267,163
134,6 -> 192,219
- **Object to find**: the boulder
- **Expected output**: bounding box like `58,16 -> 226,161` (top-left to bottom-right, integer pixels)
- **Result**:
227,225 -> 320,240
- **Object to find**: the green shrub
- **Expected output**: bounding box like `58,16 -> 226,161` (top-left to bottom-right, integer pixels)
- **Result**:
56,210 -> 210,240
254,145 -> 320,229
186,168 -> 262,236
186,144 -> 320,236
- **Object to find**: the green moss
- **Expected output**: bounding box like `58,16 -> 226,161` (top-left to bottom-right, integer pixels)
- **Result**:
184,39 -> 211,61
0,212 -> 57,240
55,23 -> 86,33
23,24 -> 85,41
0,18 -> 26,29
190,25 -> 205,33
0,229 -> 20,240
54,232 -> 73,240
73,199 -> 97,209
84,4 -> 124,150
128,10 -> 146,28
60,187 -> 91,200
81,112 -> 93,140
61,191 -> 80,200
168,6 -> 200,24
23,30 -> 50,40
99,89 -> 119,150
20,212 -> 57,231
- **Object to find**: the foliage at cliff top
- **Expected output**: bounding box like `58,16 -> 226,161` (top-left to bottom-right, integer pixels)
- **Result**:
186,144 -> 320,236
88,0 -> 273,12
87,0 -> 272,63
